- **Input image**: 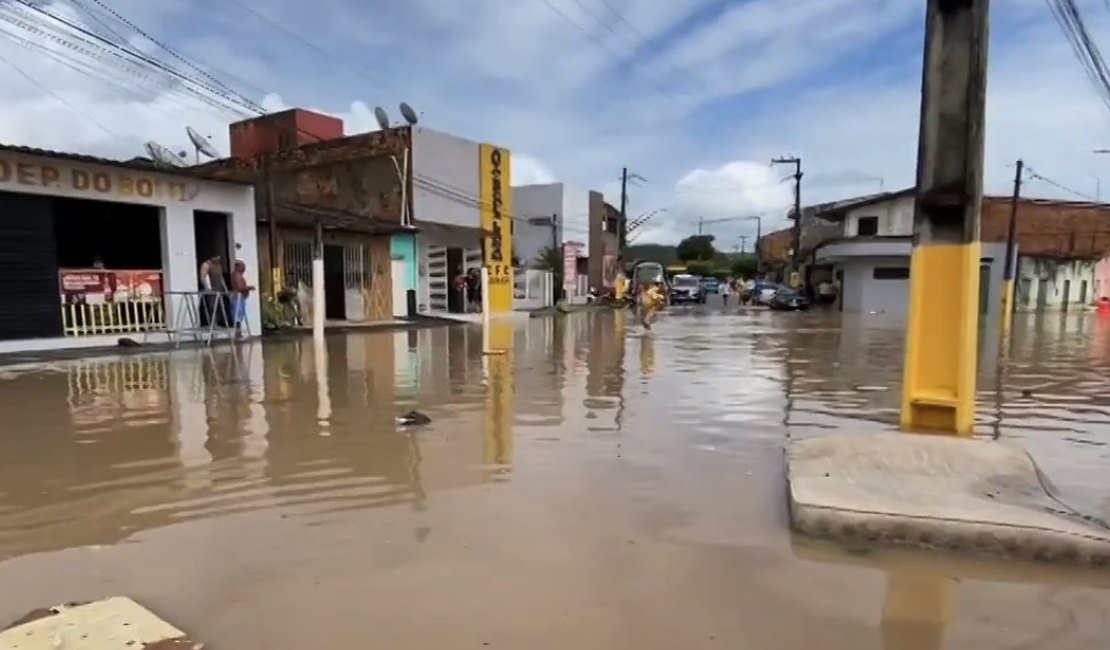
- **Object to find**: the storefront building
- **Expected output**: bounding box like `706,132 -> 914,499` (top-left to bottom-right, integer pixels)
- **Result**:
0,144 -> 259,355
196,110 -> 516,321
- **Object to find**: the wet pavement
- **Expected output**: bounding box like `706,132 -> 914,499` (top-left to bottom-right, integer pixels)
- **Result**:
0,307 -> 1108,649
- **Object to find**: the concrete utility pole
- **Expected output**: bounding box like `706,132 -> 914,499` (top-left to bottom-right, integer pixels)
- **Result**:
746,215 -> 763,274
772,156 -> 803,279
619,167 -> 628,250
618,167 -> 646,252
900,0 -> 990,436
738,235 -> 749,254
1001,159 -> 1023,337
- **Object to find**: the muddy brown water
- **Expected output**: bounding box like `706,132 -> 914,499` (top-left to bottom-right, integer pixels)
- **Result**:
0,308 -> 1108,649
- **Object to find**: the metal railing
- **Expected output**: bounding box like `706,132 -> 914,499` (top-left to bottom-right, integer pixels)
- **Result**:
165,290 -> 250,347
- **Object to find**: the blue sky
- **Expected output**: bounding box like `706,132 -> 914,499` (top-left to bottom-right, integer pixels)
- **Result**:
2,0 -> 1110,245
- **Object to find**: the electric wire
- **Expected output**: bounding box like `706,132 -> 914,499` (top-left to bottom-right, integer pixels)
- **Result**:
0,49 -> 120,138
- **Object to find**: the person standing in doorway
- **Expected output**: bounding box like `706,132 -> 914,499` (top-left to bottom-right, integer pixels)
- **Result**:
198,255 -> 229,326
467,268 -> 482,312
230,260 -> 255,339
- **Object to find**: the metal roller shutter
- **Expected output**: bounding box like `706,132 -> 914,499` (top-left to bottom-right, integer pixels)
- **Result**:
0,192 -> 63,340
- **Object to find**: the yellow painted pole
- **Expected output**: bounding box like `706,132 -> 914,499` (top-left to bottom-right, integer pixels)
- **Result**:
1000,159 -> 1023,339
901,0 -> 989,436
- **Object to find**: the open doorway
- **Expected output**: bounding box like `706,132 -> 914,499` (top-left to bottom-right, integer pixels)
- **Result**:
193,211 -> 231,326
446,247 -> 464,313
193,211 -> 230,288
324,244 -> 346,320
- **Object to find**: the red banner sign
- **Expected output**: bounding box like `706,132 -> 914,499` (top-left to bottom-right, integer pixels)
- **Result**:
59,269 -> 163,305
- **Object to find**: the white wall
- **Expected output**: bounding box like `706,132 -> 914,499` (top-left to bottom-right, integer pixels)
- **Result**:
842,195 -> 916,237
411,127 -> 481,228
839,257 -> 911,313
514,183 -> 563,265
1016,256 -> 1097,311
0,150 -> 259,350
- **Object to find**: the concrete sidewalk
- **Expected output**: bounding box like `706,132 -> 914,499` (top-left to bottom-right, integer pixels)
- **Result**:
786,433 -> 1110,565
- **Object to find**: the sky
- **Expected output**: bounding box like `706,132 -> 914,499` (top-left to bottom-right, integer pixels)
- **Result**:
1,0 -> 1109,247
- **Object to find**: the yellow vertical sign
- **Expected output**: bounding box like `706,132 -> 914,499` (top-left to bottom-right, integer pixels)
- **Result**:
479,143 -> 514,313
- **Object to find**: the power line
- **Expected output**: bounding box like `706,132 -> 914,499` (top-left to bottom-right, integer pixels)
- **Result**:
534,0 -> 684,104
10,0 -> 259,114
221,0 -> 394,91
0,50 -> 120,138
81,0 -> 267,111
1024,166 -> 1099,202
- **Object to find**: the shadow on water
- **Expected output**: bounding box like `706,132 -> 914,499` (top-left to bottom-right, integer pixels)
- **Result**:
0,306 -> 1107,648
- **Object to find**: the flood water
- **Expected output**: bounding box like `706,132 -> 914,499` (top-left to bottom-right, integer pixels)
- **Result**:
0,308 -> 1108,649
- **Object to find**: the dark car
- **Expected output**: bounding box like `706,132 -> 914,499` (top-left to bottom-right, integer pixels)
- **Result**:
700,277 -> 721,294
769,287 -> 810,311
669,274 -> 705,304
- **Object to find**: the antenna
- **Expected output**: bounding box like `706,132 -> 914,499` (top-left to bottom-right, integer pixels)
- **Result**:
374,106 -> 390,131
144,141 -> 186,168
186,126 -> 218,163
399,102 -> 419,126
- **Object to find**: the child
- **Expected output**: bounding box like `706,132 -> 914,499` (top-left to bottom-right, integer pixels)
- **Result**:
641,281 -> 665,330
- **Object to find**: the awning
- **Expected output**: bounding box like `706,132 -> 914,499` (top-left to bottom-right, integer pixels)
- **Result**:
268,202 -> 414,235
414,220 -> 488,242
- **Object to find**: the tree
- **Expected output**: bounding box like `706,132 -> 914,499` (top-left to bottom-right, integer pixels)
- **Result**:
685,260 -> 713,277
730,254 -> 758,279
676,234 -> 716,262
532,245 -> 564,301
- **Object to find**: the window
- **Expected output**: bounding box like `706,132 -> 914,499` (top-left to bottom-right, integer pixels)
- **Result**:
872,267 -> 909,280
856,216 -> 879,236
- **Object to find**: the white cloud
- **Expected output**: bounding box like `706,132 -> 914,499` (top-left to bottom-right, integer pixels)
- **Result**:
2,0 -> 1110,249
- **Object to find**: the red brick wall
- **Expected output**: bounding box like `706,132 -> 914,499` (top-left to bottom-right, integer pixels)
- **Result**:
229,110 -> 344,160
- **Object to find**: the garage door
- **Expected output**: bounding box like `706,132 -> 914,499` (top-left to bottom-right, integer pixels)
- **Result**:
0,192 -> 63,340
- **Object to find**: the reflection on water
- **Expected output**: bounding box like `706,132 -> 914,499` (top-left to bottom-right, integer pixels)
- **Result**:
0,310 -> 1107,648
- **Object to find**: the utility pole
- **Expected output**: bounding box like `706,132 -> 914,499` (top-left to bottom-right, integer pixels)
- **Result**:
698,217 -> 704,236
738,235 -> 749,254
1002,159 -> 1023,337
617,168 -> 645,253
772,156 -> 803,283
900,0 -> 989,437
747,215 -> 763,275
619,167 -> 628,251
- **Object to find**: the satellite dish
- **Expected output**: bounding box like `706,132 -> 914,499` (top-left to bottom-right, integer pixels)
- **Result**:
144,141 -> 187,168
373,106 -> 390,131
186,125 -> 218,161
399,102 -> 419,126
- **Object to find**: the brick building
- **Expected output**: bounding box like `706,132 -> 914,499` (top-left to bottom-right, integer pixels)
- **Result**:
758,188 -> 1110,313
195,108 -> 515,322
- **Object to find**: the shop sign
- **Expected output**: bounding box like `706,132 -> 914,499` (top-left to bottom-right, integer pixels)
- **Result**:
0,157 -> 194,202
479,143 -> 514,313
59,269 -> 163,305
563,242 -> 581,291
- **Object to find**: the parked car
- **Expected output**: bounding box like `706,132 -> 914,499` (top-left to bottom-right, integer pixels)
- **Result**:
751,280 -> 780,305
699,277 -> 721,294
769,287 -> 810,311
669,274 -> 705,304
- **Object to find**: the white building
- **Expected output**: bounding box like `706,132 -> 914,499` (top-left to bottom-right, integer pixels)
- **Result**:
810,189 -> 1008,315
0,144 -> 259,354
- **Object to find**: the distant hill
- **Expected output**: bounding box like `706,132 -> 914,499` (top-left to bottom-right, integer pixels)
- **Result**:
624,243 -> 678,265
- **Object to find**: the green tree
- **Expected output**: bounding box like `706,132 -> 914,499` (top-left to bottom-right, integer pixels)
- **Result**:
685,260 -> 713,277
730,254 -> 758,279
532,245 -> 564,299
676,234 -> 716,262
